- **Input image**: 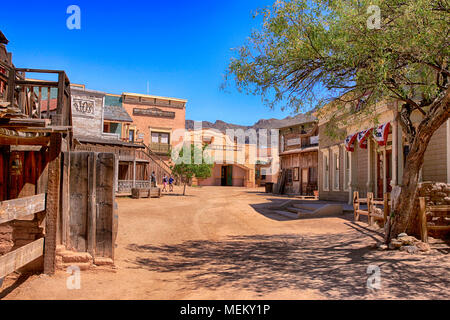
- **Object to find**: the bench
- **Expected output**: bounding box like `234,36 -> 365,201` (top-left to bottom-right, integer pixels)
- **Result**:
419,197 -> 450,243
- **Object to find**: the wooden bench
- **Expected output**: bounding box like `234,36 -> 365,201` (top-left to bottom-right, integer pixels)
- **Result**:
131,187 -> 161,199
353,191 -> 390,226
419,197 -> 450,243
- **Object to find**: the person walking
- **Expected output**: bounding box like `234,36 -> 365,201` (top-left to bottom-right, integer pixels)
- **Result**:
151,171 -> 157,188
162,174 -> 168,192
169,175 -> 174,192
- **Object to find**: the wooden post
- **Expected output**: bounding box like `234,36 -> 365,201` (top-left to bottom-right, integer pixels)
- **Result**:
44,133 -> 62,275
383,193 -> 390,225
367,192 -> 374,226
132,160 -> 136,188
353,191 -> 359,221
419,197 -> 428,243
87,153 -> 96,257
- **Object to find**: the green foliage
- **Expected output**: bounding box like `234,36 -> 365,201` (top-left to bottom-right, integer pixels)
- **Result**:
170,143 -> 214,182
225,0 -> 449,123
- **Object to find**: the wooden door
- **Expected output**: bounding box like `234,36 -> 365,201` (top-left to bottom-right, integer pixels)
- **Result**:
227,166 -> 233,186
68,152 -> 116,259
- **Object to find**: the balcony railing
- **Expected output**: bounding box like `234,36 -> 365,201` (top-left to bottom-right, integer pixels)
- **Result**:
117,180 -> 151,193
150,142 -> 170,155
1,64 -> 72,127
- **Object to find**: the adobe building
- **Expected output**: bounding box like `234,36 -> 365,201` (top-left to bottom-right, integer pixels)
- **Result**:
317,99 -> 450,204
178,128 -> 256,187
255,146 -> 279,187
277,116 -> 319,195
121,92 -> 187,159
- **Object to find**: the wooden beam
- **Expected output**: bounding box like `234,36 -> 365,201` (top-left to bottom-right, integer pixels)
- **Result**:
10,145 -> 43,152
15,80 -> 59,87
44,133 -> 62,275
0,194 -> 46,224
0,135 -> 50,146
0,238 -> 44,279
0,118 -> 49,127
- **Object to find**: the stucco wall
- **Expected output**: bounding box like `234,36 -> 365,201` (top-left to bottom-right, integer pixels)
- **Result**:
122,99 -> 186,147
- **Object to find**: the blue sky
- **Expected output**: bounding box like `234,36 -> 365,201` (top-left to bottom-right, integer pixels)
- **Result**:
0,0 -> 300,126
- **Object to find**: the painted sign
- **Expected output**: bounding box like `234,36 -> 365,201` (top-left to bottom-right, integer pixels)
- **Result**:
133,107 -> 175,119
72,98 -> 95,117
286,138 -> 301,146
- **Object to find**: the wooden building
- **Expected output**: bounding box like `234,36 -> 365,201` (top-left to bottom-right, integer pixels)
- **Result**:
70,85 -> 171,195
317,99 -> 450,203
277,116 -> 319,195
1,33 -> 119,280
0,32 -> 73,277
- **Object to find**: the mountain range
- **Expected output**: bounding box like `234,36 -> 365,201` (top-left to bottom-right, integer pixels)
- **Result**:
186,113 -> 316,133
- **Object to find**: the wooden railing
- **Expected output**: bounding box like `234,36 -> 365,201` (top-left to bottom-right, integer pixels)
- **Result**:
4,66 -> 72,128
419,198 -> 450,243
149,142 -> 170,154
353,191 -> 391,226
118,180 -> 151,194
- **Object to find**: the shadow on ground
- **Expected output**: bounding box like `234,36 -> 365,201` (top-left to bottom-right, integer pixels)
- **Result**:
126,223 -> 450,299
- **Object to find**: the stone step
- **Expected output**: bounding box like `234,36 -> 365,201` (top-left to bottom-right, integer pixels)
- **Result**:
94,257 -> 114,266
274,210 -> 299,220
286,207 -> 316,215
61,252 -> 92,263
57,261 -> 92,271
291,204 -> 318,212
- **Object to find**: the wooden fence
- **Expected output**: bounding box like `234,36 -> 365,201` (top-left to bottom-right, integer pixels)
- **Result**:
0,195 -> 46,279
419,197 -> 450,243
353,191 -> 390,226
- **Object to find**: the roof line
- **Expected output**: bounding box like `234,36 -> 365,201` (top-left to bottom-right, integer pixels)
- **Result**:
123,92 -> 188,103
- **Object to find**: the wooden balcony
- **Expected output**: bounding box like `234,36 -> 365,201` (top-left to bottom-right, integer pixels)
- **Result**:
1,64 -> 72,129
150,142 -> 170,155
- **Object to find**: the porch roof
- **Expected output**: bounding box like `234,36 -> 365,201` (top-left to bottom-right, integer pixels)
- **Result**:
279,146 -> 319,156
74,135 -> 144,148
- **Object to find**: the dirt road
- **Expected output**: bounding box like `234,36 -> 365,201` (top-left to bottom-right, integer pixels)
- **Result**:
2,186 -> 449,299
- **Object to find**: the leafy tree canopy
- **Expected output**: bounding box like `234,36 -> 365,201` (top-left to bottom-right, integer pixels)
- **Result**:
226,0 -> 449,136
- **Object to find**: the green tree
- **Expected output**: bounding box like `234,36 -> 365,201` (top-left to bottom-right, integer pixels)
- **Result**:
226,0 -> 449,242
170,143 -> 214,196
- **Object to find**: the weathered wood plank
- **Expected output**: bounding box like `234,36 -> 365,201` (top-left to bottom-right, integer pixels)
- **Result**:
44,133 -> 62,275
427,225 -> 450,231
0,238 -> 44,279
0,194 -> 46,224
96,153 -> 115,259
87,153 -> 96,257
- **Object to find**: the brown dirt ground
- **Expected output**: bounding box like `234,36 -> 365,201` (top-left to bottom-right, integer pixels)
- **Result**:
1,186 -> 449,300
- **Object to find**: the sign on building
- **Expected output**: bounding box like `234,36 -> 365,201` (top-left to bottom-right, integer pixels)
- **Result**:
72,98 -> 95,118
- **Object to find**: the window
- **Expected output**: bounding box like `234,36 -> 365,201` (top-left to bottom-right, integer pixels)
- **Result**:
287,168 -> 293,184
129,129 -> 135,142
332,147 -> 340,191
150,131 -> 170,154
323,152 -> 329,191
